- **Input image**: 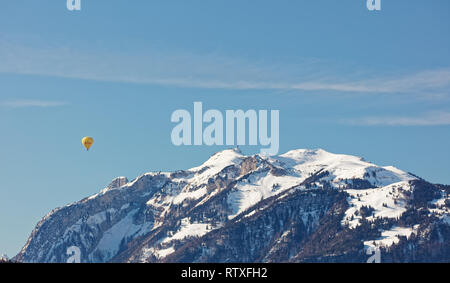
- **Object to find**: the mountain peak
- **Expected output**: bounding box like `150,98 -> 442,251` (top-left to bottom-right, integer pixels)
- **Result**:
190,148 -> 244,172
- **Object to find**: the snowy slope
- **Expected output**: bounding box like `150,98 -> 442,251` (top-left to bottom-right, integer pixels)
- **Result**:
274,149 -> 414,187
343,181 -> 412,228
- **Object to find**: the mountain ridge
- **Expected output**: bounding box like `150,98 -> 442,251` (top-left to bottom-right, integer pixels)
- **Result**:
15,148 -> 449,263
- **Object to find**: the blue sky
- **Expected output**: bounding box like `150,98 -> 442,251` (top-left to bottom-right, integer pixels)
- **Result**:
0,0 -> 449,256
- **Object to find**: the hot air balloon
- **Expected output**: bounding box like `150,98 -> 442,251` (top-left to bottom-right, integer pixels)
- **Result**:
82,137 -> 94,151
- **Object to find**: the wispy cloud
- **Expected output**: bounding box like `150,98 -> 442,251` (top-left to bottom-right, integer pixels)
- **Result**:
342,111 -> 450,126
295,69 -> 450,94
159,69 -> 450,94
0,41 -> 449,98
0,100 -> 68,108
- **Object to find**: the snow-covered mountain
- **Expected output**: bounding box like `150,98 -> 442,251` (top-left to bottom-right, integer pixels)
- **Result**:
15,148 -> 450,262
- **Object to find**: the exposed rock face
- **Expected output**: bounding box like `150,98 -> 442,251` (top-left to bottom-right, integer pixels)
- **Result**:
108,177 -> 129,189
15,149 -> 450,263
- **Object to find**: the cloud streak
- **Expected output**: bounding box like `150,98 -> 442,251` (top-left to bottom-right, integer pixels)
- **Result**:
342,111 -> 450,126
0,100 -> 68,108
0,41 -> 449,98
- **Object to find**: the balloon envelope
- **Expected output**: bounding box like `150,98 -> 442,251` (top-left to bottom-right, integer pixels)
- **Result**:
82,137 -> 94,151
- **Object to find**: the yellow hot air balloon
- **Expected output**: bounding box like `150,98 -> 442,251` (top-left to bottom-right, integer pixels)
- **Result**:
82,137 -> 94,151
